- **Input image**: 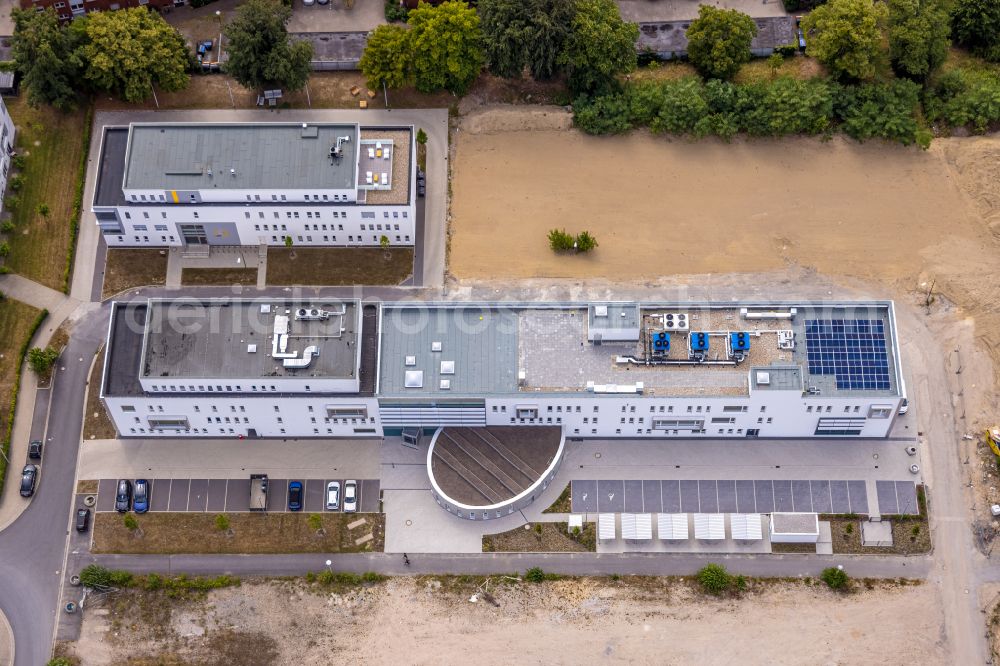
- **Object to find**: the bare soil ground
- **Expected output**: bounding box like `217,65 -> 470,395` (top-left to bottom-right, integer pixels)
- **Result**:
66,576 -> 947,665
83,348 -> 116,441
101,249 -> 167,299
482,522 -> 596,552
181,267 -> 257,286
90,511 -> 385,555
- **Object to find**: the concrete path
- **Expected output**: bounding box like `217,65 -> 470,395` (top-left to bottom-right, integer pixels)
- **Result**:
75,550 -> 932,579
0,274 -> 68,313
0,606 -> 11,666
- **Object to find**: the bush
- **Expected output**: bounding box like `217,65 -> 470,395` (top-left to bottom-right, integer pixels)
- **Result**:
123,513 -> 139,530
416,128 -> 427,144
924,68 -> 1000,132
214,514 -> 230,531
28,346 -> 58,375
575,231 -> 598,252
0,242 -> 8,258
524,567 -> 547,583
697,563 -> 734,594
46,659 -> 74,666
9,174 -> 23,191
775,44 -> 799,57
384,0 -> 408,23
833,79 -> 923,145
308,513 -> 324,531
79,564 -> 133,589
4,195 -> 18,211
1,221 -> 14,233
12,155 -> 26,170
821,566 -> 850,589
36,202 -> 49,216
548,228 -> 575,251
572,93 -> 632,135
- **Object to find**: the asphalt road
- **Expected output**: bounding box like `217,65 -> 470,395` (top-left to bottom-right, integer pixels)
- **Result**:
0,304 -> 107,666
78,551 -> 931,579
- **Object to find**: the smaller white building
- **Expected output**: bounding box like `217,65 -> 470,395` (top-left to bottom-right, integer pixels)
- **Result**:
0,96 -> 15,213
770,512 -> 820,543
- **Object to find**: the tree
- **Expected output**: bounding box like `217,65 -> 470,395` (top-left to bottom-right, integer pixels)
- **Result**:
560,0 -> 639,94
889,0 -> 950,79
821,566 -> 850,589
407,1 -> 484,94
10,8 -> 80,111
74,9 -> 189,103
685,6 -> 758,80
224,0 -> 314,92
27,347 -> 59,375
479,0 -> 576,79
951,0 -> 1000,62
360,24 -> 411,90
802,0 -> 888,81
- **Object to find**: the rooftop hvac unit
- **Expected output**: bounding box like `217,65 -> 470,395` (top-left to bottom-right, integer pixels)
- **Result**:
295,307 -> 330,321
651,330 -> 670,356
662,313 -> 689,331
729,331 -> 750,362
777,330 -> 795,350
689,332 -> 709,352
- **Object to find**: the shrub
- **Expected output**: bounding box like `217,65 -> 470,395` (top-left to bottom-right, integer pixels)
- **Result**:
1,221 -> 14,233
9,174 -> 23,191
214,514 -> 230,531
12,155 -> 26,170
362,571 -> 386,583
534,522 -> 543,534
775,44 -> 799,57
27,346 -> 58,374
572,93 -> 632,135
821,566 -> 850,589
833,79 -> 923,145
524,567 -> 546,583
46,659 -> 74,666
416,128 -> 427,144
697,563 -> 734,594
308,513 -> 324,531
924,68 -> 1000,132
0,242 -> 9,258
37,202 -> 49,216
4,195 -> 18,211
548,228 -> 575,251
123,513 -> 139,530
384,0 -> 408,23
144,573 -> 163,590
575,231 -> 598,252
651,78 -> 709,135
79,564 -> 133,589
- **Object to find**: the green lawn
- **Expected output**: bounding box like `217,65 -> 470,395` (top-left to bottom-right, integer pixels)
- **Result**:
0,297 -> 44,494
1,97 -> 89,291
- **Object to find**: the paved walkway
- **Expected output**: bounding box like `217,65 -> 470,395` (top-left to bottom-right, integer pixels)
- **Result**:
0,274 -> 68,313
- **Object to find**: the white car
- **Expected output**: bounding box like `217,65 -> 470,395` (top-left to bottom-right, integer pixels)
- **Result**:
326,481 -> 340,511
303,0 -> 315,6
343,480 -> 358,513
898,398 -> 909,415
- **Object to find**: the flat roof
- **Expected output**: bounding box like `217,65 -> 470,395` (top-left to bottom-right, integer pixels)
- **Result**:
140,299 -> 360,382
123,122 -> 359,191
638,16 -> 796,55
379,302 -> 901,398
94,128 -> 129,207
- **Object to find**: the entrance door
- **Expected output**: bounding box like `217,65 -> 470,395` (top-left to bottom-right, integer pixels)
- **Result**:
179,224 -> 208,246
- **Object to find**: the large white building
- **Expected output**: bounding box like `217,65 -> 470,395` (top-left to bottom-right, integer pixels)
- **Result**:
100,298 -> 907,441
92,122 -> 416,249
0,97 -> 16,213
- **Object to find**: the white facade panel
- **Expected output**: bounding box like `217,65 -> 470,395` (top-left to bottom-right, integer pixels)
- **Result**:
0,97 -> 15,213
693,513 -> 725,540
658,513 -> 689,540
598,513 -> 616,540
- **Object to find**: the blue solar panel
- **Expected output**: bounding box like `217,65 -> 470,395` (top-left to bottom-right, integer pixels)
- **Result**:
804,319 -> 890,390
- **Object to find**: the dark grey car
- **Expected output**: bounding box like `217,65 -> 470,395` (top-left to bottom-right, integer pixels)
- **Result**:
114,479 -> 132,513
19,465 -> 38,498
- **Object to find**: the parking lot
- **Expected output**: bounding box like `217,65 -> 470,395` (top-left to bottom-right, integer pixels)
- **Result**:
569,479 -> 919,515
92,478 -> 380,513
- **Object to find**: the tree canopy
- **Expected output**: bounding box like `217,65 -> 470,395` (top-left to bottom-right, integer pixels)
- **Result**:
407,1 -> 484,94
74,8 -> 190,103
479,0 -> 576,80
560,0 -> 638,94
685,6 -> 758,80
951,0 -> 1000,62
224,0 -> 314,92
359,24 -> 411,90
802,0 -> 888,81
11,8 -> 81,110
888,0 -> 950,79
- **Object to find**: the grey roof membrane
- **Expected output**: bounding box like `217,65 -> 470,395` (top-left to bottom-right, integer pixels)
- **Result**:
141,300 -> 359,382
378,306 -> 519,396
94,128 -> 129,207
124,123 -> 358,192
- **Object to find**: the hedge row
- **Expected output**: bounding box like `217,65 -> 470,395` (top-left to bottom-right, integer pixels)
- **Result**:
0,308 -> 49,498
923,68 -> 1000,133
63,104 -> 93,294
573,77 -> 932,147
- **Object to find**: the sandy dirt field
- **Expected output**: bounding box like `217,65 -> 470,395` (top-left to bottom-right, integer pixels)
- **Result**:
67,577 -> 947,665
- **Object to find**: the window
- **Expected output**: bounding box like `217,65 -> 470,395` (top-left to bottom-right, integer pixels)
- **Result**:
361,212 -> 375,219
515,406 -> 539,419
121,405 -> 136,412
868,405 -> 894,419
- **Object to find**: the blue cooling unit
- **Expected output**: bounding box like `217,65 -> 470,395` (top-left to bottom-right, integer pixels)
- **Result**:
652,331 -> 670,354
689,332 -> 709,352
730,332 -> 751,352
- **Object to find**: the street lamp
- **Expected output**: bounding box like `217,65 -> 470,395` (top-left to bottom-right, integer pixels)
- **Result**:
325,559 -> 333,574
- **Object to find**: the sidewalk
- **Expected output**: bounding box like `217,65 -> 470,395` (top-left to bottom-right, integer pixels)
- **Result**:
0,274 -> 68,313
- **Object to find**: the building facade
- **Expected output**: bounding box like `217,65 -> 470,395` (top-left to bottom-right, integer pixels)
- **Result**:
101,298 -> 907,441
19,0 -> 176,22
92,122 -> 417,249
0,97 -> 15,213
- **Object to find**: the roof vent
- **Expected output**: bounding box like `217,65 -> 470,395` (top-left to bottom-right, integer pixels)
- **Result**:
431,341 -> 442,352
247,344 -> 257,353
594,305 -> 608,318
404,355 -> 416,367
404,370 -> 424,388
757,372 -> 771,386
230,168 -> 236,177
440,361 -> 455,375
439,379 -> 451,390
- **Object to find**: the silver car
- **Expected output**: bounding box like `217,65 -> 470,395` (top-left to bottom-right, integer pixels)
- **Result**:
326,481 -> 341,511
343,480 -> 358,513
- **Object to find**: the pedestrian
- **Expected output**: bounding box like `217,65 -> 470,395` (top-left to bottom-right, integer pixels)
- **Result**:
403,553 -> 410,566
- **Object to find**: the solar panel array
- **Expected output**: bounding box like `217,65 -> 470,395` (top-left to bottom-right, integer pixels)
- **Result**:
804,319 -> 890,390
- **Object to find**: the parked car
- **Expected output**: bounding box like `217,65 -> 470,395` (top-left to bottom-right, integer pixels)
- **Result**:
326,481 -> 341,511
27,439 -> 42,460
76,508 -> 91,532
898,398 -> 909,415
795,16 -> 807,52
417,183 -> 426,197
114,479 -> 132,513
133,479 -> 149,514
288,480 -> 303,511
343,480 -> 358,513
19,465 -> 38,498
